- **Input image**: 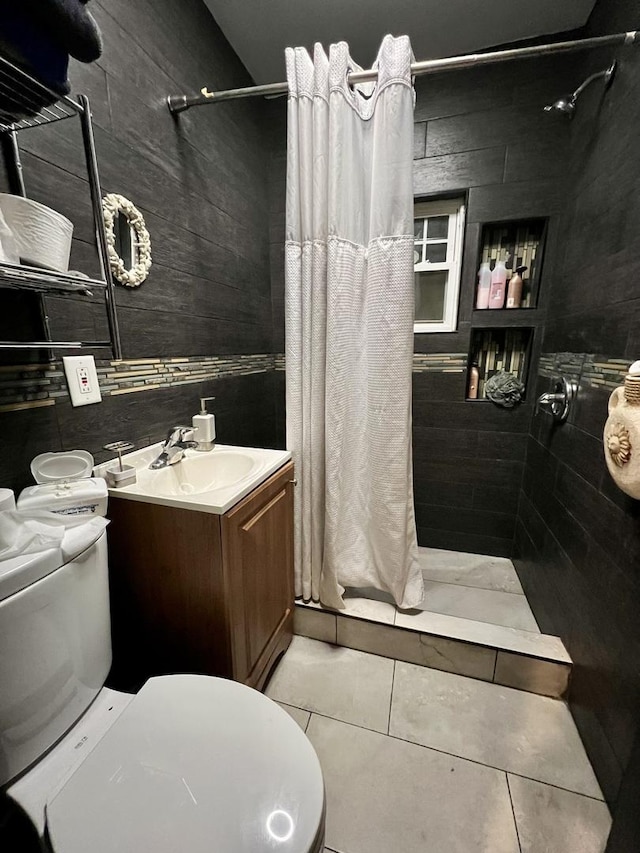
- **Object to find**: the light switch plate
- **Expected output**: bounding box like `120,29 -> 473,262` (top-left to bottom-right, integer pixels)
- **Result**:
63,355 -> 102,407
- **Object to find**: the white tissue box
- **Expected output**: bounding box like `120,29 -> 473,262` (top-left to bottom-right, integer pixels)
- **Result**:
17,479 -> 108,518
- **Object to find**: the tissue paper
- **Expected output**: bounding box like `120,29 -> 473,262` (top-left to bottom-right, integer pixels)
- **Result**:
0,510 -> 108,561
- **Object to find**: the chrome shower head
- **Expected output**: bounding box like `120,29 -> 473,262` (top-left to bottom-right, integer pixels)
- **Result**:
544,61 -> 617,119
544,96 -> 576,117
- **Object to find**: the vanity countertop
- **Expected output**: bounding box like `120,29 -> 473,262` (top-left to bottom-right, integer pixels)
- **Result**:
94,443 -> 292,515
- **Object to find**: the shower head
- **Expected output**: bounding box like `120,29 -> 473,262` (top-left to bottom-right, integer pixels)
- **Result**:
544,61 -> 617,119
544,95 -> 577,117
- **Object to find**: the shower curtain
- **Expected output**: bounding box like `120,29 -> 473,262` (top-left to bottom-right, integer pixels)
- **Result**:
285,34 -> 424,610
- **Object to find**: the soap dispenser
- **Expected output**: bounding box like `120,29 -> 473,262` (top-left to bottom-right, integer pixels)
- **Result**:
193,397 -> 216,451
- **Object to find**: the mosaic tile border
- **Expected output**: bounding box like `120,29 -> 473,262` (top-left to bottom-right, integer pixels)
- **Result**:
539,353 -> 629,391
98,354 -> 275,397
0,354 -> 276,413
0,363 -> 61,411
1,351 -> 470,413
412,353 -> 467,373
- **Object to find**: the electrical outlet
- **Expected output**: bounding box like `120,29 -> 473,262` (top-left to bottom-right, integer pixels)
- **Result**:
63,355 -> 102,407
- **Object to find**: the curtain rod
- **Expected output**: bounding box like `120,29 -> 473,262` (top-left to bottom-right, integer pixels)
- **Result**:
168,30 -> 638,114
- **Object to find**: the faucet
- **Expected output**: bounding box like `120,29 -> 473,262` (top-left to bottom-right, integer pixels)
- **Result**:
149,426 -> 198,469
536,377 -> 575,422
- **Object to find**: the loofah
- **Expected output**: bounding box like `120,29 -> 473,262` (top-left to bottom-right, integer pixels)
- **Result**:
485,370 -> 525,408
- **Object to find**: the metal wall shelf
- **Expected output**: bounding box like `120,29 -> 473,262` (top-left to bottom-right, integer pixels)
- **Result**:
0,263 -> 105,296
0,54 -> 83,131
0,54 -> 121,357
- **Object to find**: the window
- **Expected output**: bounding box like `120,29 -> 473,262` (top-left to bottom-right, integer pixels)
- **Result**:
413,198 -> 466,333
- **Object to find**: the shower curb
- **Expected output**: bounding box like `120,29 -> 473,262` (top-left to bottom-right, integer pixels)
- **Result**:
294,601 -> 572,699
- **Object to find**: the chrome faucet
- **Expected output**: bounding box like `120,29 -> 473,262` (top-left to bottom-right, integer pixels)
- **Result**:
536,377 -> 575,422
149,426 -> 198,469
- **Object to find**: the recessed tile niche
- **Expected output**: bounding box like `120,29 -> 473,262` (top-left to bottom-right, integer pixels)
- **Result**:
467,328 -> 533,401
475,218 -> 548,310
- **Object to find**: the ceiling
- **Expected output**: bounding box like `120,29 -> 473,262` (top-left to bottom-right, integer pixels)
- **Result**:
204,0 -> 597,85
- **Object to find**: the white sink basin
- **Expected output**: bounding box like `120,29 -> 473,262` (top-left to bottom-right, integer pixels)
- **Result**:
94,443 -> 292,515
141,451 -> 257,497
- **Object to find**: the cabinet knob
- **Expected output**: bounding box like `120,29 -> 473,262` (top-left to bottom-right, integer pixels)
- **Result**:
289,479 -> 298,486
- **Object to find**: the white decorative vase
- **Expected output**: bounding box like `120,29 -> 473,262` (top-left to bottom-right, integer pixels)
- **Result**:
604,361 -> 640,499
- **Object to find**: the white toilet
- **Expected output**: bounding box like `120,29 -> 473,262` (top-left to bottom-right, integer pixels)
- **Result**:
0,453 -> 325,852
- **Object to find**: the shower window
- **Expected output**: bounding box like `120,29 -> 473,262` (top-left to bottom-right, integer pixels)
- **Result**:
413,198 -> 465,333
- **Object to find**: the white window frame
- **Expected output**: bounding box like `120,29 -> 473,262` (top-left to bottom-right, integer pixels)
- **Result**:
413,198 -> 466,333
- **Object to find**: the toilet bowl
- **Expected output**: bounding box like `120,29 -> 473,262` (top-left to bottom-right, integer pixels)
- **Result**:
9,674 -> 325,853
1,452 -> 325,851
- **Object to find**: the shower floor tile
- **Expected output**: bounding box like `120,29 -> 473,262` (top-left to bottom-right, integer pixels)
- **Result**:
390,662 -> 602,798
415,580 -> 539,632
418,547 -> 524,593
265,635 -> 393,733
415,546 -> 539,633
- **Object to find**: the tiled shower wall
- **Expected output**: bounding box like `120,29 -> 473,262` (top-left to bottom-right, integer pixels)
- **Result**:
514,0 -> 640,845
0,0 -> 279,492
267,50 -> 578,556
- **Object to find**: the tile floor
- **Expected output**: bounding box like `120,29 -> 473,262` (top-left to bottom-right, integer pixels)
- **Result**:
295,547 -> 570,698
267,636 -> 611,853
343,547 -> 540,633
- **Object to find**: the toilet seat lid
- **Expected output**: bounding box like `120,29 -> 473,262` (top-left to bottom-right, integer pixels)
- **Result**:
46,675 -> 325,853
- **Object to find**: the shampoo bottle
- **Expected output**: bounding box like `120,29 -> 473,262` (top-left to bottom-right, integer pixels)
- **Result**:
475,262 -> 492,309
506,265 -> 527,309
489,259 -> 507,309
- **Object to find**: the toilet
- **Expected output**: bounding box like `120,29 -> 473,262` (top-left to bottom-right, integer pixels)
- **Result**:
0,452 -> 325,852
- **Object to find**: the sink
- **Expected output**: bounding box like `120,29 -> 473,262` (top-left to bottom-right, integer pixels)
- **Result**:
140,451 -> 257,497
93,443 -> 292,515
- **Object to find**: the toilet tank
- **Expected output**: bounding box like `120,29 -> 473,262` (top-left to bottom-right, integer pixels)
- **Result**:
0,533 -> 112,787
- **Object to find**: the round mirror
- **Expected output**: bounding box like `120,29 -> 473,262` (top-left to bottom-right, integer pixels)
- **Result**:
102,193 -> 152,287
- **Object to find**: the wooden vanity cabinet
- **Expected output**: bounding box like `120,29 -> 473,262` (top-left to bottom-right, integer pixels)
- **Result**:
107,462 -> 295,692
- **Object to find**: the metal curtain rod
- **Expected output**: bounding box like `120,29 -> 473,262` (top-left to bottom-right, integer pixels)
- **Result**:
168,30 -> 638,114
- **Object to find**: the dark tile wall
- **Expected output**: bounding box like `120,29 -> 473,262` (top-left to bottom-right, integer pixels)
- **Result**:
0,371 -> 278,494
511,0 -> 640,842
267,51 -> 577,556
410,55 -> 579,555
0,0 -> 278,492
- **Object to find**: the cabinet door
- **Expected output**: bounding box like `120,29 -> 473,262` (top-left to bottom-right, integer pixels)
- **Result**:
107,500 -> 230,687
222,463 -> 295,688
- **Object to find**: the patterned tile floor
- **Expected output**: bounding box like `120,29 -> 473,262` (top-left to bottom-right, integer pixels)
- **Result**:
266,636 -> 611,853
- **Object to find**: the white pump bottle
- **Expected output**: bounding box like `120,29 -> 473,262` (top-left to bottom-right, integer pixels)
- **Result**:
192,396 -> 216,451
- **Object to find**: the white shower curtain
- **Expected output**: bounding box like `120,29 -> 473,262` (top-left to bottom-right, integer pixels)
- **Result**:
285,34 -> 424,610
